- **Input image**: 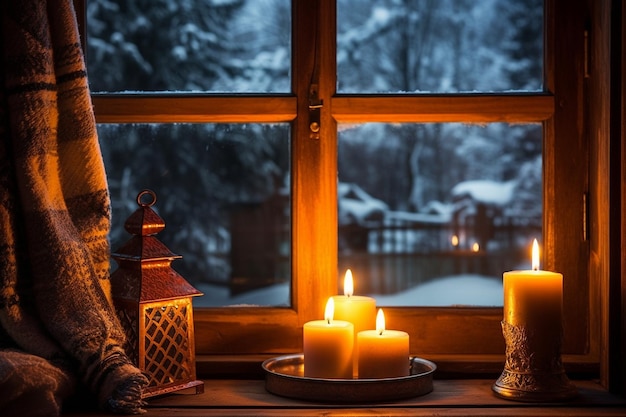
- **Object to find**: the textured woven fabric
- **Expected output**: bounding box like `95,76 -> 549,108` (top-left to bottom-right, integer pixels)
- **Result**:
0,0 -> 148,414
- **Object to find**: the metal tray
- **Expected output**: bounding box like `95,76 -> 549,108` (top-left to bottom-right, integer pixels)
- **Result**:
262,354 -> 436,403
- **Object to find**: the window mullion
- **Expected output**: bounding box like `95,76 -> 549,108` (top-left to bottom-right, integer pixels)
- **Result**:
291,0 -> 337,325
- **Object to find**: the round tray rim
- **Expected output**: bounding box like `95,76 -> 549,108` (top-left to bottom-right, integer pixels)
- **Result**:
262,354 -> 436,403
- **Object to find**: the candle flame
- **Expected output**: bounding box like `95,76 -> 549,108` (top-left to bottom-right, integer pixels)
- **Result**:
532,239 -> 540,271
376,308 -> 385,335
344,269 -> 354,297
472,242 -> 480,252
451,235 -> 459,247
324,297 -> 334,324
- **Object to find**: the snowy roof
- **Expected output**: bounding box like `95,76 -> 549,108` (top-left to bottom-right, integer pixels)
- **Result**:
451,180 -> 516,206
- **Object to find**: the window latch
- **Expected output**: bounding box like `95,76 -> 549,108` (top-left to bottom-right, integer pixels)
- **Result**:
309,84 -> 323,140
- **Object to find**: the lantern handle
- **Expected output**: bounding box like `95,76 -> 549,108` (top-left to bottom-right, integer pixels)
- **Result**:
137,189 -> 157,207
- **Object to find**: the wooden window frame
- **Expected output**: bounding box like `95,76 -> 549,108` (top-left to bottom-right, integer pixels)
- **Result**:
77,0 -> 602,377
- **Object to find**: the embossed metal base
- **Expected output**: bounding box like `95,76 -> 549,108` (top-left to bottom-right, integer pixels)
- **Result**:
493,321 -> 577,402
492,369 -> 577,402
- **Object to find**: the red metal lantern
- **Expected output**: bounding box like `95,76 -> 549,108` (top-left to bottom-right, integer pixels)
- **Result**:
111,189 -> 204,398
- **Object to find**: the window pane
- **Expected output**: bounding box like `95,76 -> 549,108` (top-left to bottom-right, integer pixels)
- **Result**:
338,123 -> 542,306
98,123 -> 291,307
337,0 -> 543,93
86,0 -> 291,92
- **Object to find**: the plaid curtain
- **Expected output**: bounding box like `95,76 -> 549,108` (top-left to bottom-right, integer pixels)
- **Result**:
0,0 -> 147,414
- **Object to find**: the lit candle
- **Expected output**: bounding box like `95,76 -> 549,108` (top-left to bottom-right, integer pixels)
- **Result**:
504,239 -> 562,328
332,269 -> 377,376
502,239 -> 563,365
303,297 -> 354,379
357,309 -> 410,379
332,269 -> 377,339
494,239 -> 577,400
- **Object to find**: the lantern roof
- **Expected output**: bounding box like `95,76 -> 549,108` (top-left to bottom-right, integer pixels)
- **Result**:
111,190 -> 203,302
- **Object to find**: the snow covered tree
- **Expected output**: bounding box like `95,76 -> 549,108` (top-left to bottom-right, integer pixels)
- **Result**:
337,0 -> 543,212
87,0 -> 291,285
87,0 -> 289,92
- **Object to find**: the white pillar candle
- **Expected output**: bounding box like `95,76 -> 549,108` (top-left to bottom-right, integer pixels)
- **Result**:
303,297 -> 354,379
357,309 -> 410,379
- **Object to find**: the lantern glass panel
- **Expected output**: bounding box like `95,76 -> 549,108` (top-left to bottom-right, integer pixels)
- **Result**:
142,300 -> 196,392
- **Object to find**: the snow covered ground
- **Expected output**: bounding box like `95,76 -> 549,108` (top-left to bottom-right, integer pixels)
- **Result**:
193,274 -> 503,308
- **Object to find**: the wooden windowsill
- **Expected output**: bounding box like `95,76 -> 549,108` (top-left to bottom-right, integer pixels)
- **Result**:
64,379 -> 626,416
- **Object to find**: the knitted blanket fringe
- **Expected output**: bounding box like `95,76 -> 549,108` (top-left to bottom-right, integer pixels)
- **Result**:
0,0 -> 148,414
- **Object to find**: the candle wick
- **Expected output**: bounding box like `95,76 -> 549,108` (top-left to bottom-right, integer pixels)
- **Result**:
532,265 -> 539,271
327,318 -> 331,325
378,329 -> 383,336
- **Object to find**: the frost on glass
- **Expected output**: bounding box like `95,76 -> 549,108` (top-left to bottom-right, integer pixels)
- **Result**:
98,124 -> 291,307
337,123 -> 542,306
337,0 -> 543,93
86,0 -> 291,92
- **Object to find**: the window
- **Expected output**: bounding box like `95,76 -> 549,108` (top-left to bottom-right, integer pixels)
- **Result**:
79,0 -> 592,371
338,123 -> 542,307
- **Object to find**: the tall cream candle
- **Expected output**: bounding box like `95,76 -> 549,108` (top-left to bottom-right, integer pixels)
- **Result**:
502,240 -> 563,369
503,240 -> 562,331
332,269 -> 377,376
332,270 -> 377,332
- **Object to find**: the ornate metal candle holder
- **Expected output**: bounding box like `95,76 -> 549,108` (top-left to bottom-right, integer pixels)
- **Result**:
492,321 -> 577,402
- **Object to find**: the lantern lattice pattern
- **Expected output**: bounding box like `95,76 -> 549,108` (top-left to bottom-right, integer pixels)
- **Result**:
143,301 -> 194,388
111,190 -> 204,398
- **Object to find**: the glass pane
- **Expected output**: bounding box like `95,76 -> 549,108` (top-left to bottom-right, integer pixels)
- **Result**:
99,123 -> 291,307
86,0 -> 291,92
337,0 -> 543,93
337,123 -> 542,306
